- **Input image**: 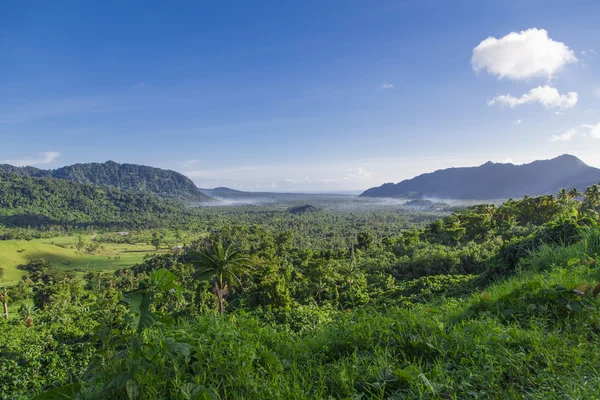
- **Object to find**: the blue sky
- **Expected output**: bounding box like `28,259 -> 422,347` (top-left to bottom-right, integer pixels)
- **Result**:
1,0 -> 599,191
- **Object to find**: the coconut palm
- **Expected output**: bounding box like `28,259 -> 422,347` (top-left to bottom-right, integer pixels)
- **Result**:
557,188 -> 568,203
584,184 -> 600,210
567,187 -> 582,199
191,242 -> 252,314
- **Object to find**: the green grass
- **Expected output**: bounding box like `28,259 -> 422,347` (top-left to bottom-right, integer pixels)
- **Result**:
0,235 -> 159,284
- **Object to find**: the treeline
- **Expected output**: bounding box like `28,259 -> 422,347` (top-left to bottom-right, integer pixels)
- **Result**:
0,172 -> 189,229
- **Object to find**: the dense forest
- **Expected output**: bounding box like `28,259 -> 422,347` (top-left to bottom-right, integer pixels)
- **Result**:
0,172 -> 188,229
0,161 -> 210,202
1,181 -> 600,398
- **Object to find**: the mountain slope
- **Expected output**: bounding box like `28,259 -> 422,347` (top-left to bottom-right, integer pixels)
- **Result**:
0,172 -> 188,228
361,154 -> 600,199
0,161 -> 210,202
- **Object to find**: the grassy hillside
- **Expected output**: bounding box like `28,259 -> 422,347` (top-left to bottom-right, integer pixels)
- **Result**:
0,236 -> 156,284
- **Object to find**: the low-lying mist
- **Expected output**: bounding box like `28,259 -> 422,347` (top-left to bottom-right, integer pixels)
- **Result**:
193,192 -> 502,212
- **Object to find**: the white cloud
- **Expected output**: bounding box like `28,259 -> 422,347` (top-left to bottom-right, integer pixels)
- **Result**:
489,85 -> 577,109
582,122 -> 600,138
514,119 -> 522,125
4,151 -> 61,167
380,83 -> 394,89
180,159 -> 201,169
581,49 -> 596,57
283,176 -> 310,183
472,28 -> 577,80
550,122 -> 600,142
343,167 -> 373,181
554,111 -> 565,116
550,128 -> 578,142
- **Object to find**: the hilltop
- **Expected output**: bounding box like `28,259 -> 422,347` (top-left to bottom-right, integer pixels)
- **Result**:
361,154 -> 600,199
0,161 -> 210,202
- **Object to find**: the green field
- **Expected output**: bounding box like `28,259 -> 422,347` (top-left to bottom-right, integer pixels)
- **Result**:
0,235 -> 158,284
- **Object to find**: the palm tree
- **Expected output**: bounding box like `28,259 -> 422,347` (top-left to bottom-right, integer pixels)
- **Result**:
567,187 -> 582,200
191,242 -> 252,314
557,188 -> 568,204
584,184 -> 600,210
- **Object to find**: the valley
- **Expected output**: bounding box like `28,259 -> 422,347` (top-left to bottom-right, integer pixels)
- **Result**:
1,158 -> 599,398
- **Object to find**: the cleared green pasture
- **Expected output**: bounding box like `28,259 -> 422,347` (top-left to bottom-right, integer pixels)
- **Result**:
0,235 -> 158,284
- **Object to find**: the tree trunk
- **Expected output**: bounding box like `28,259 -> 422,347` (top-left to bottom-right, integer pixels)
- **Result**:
213,280 -> 225,315
3,287 -> 7,320
217,291 -> 224,314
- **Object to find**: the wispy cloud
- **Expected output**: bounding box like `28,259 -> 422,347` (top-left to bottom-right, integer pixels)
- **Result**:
283,176 -> 310,183
489,85 -> 577,109
550,129 -> 578,142
514,119 -> 522,125
343,167 -> 373,181
180,159 -> 201,169
581,122 -> 600,138
550,122 -> 600,142
379,83 -> 394,89
581,49 -> 596,57
4,151 -> 61,167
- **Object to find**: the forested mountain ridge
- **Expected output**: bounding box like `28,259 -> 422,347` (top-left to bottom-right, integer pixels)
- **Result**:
0,172 -> 188,228
0,161 -> 210,202
361,154 -> 600,199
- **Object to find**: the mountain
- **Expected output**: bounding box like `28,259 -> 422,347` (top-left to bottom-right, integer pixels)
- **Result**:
0,172 -> 187,228
0,161 -> 210,202
360,155 -> 600,200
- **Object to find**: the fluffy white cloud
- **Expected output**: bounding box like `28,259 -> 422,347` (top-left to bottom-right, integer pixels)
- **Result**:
472,28 -> 577,80
4,151 -> 60,167
514,119 -> 522,125
380,83 -> 394,89
489,85 -> 577,109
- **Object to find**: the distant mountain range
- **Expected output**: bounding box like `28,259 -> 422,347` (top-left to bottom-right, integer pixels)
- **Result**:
0,161 -> 211,202
360,154 -> 600,200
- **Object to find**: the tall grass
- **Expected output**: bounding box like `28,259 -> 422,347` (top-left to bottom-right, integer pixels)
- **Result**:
521,225 -> 600,273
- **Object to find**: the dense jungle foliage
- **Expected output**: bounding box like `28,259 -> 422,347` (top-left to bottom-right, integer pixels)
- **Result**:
0,161 -> 210,202
1,184 -> 600,398
0,172 -> 189,229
